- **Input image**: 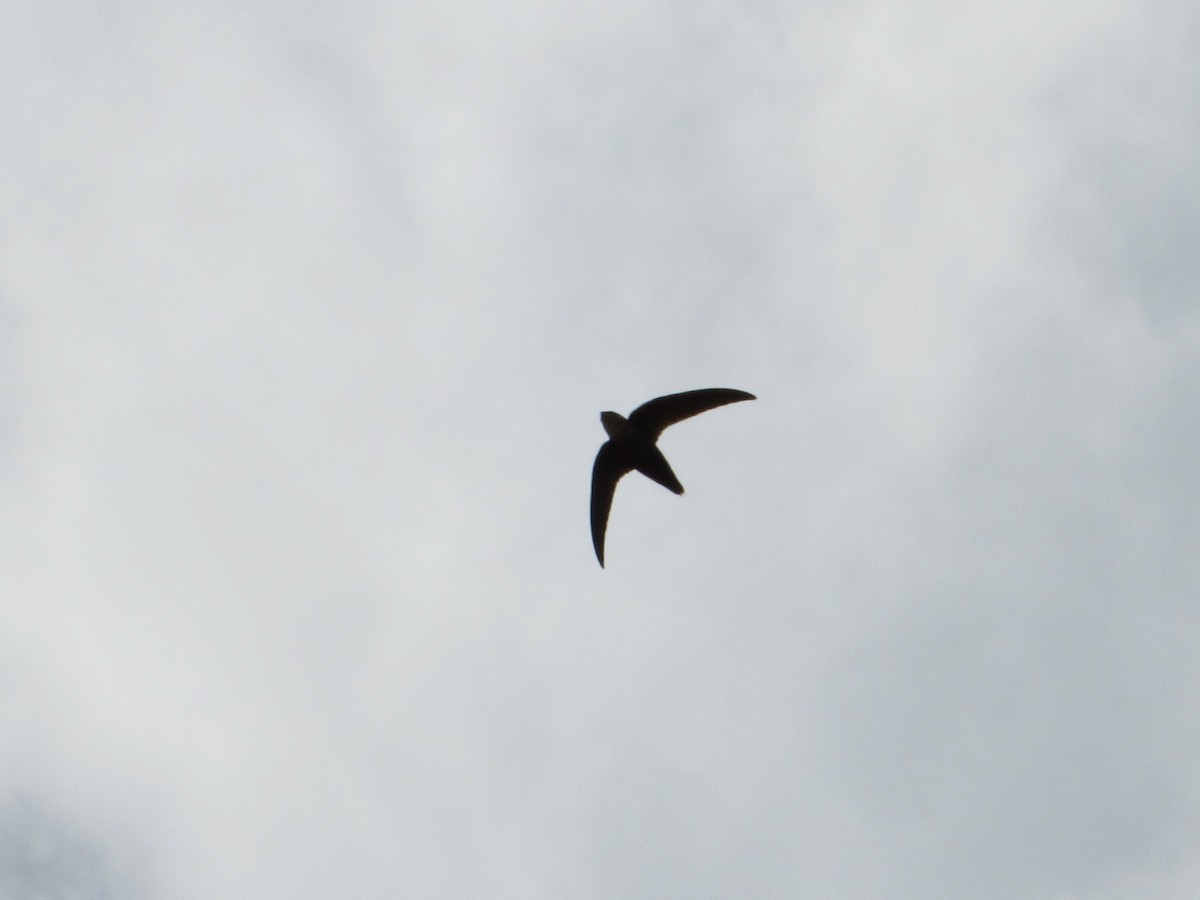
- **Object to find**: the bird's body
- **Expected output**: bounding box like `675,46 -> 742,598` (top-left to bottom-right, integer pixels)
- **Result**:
590,388 -> 755,566
598,410 -> 685,494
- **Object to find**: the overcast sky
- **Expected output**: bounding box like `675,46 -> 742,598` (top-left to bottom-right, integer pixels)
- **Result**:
2,1 -> 1198,898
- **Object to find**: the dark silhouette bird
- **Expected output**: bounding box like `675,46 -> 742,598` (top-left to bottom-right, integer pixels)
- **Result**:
590,388 -> 756,567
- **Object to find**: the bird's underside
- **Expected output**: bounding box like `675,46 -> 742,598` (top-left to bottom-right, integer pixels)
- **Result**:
590,388 -> 755,566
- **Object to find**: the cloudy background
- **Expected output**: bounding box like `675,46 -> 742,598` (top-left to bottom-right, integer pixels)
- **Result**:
2,1 -> 1198,897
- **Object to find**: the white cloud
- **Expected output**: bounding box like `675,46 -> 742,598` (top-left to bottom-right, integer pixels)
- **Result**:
1,1 -> 1197,898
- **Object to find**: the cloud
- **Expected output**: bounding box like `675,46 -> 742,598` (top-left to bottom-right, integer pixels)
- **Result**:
1,1 -> 1197,898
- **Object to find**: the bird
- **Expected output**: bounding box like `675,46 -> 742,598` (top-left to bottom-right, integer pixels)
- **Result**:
590,388 -> 756,567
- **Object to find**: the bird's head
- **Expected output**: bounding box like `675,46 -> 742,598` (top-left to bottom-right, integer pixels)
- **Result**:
600,410 -> 628,440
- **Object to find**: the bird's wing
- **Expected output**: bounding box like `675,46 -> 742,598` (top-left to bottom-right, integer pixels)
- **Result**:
590,441 -> 632,567
627,388 -> 756,440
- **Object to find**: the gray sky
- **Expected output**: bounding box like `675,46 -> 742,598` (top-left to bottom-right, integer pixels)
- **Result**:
2,2 -> 1198,898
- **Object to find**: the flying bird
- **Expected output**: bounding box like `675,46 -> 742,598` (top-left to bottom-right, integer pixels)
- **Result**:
590,388 -> 756,567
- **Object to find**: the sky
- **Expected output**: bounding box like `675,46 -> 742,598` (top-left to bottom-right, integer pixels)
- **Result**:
2,1 -> 1198,898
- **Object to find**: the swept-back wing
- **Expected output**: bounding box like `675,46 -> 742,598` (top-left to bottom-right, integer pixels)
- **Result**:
627,388 -> 756,440
590,441 -> 633,567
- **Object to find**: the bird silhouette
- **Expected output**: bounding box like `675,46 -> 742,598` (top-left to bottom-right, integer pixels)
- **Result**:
590,388 -> 756,567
